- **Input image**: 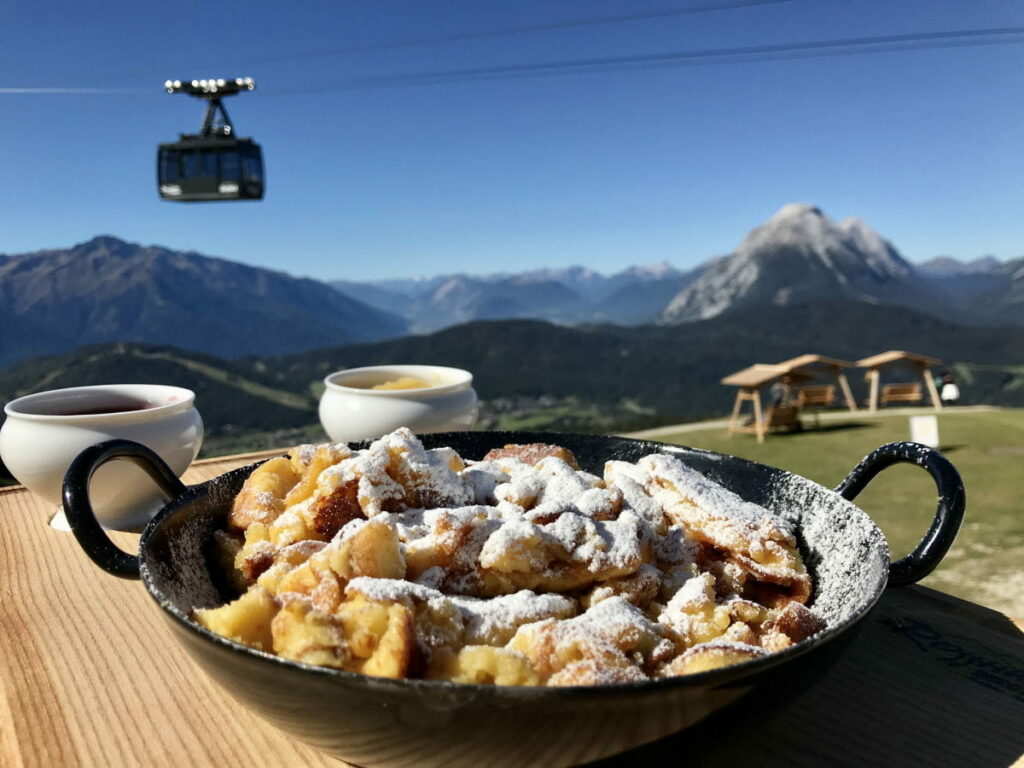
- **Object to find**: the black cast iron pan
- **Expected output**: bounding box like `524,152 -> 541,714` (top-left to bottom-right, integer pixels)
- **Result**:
63,432 -> 965,768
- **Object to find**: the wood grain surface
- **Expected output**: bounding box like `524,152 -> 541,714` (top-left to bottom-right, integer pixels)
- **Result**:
1,454 -> 1021,768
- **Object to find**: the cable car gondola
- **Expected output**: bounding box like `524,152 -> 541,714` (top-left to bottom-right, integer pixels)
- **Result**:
158,77 -> 264,202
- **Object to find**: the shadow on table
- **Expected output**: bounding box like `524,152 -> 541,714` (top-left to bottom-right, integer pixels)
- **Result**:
586,588 -> 1024,768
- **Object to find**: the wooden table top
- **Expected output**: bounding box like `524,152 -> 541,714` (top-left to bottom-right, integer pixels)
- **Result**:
1,452 -> 1022,768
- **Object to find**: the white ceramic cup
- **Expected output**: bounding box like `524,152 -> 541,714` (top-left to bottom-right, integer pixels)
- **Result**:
319,365 -> 478,443
0,384 -> 203,531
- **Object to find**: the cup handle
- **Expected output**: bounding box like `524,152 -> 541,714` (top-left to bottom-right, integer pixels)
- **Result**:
62,439 -> 187,580
834,441 -> 966,587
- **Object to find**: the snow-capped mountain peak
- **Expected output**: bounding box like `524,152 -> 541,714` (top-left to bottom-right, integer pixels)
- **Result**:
660,204 -> 924,323
839,217 -> 914,280
616,261 -> 680,280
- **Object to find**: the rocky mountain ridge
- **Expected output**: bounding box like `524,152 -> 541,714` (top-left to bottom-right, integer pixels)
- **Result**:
333,261 -> 704,332
659,204 -> 931,323
0,236 -> 406,368
917,255 -> 1001,276
334,205 -> 1020,332
3,207 -> 1022,369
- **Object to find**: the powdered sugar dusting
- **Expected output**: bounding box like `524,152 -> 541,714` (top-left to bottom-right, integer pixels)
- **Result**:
764,468 -> 887,628
346,577 -> 443,603
638,454 -> 797,547
682,639 -> 767,658
449,591 -> 576,645
461,461 -> 510,505
605,460 -> 668,530
523,596 -> 663,650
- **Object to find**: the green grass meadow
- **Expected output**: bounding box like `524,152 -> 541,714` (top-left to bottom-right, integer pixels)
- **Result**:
647,408 -> 1024,618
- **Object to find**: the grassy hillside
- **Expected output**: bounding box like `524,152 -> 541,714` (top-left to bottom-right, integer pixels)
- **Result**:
0,343 -> 317,436
251,301 -> 1024,423
4,300 -> 1024,479
646,408 -> 1024,618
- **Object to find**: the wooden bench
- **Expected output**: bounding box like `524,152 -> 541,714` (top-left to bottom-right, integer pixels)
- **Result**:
797,385 -> 836,428
880,382 -> 922,405
736,404 -> 802,438
797,385 -> 836,409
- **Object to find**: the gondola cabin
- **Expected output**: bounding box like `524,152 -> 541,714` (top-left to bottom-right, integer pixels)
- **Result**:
158,137 -> 264,201
158,77 -> 264,202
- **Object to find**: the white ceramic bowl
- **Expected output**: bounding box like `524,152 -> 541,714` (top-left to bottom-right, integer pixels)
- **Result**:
0,384 -> 203,530
319,365 -> 478,443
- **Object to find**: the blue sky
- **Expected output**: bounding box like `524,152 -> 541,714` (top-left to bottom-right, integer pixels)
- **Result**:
1,0 -> 1022,280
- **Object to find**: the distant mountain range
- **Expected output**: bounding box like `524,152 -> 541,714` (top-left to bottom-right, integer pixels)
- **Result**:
332,262 -> 705,332
2,205 -> 1023,371
332,204 -> 1023,332
663,209 -> 1024,327
0,236 -> 406,368
917,255 -> 1001,276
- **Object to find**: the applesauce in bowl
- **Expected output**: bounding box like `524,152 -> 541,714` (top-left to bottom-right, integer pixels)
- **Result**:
318,365 -> 477,443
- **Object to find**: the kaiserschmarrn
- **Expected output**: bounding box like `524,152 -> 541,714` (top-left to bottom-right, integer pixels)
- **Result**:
195,428 -> 822,686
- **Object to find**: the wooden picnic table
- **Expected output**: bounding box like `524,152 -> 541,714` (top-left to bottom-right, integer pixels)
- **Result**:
857,350 -> 944,412
721,364 -> 814,443
1,452 -> 1022,768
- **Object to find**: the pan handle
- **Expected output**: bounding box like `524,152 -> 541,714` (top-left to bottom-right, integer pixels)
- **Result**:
835,441 -> 965,587
62,439 -> 187,580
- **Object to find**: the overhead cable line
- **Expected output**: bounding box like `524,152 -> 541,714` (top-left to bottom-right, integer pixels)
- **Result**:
5,26 -> 1024,97
261,26 -> 1024,94
51,0 -> 793,86
222,0 -> 795,67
